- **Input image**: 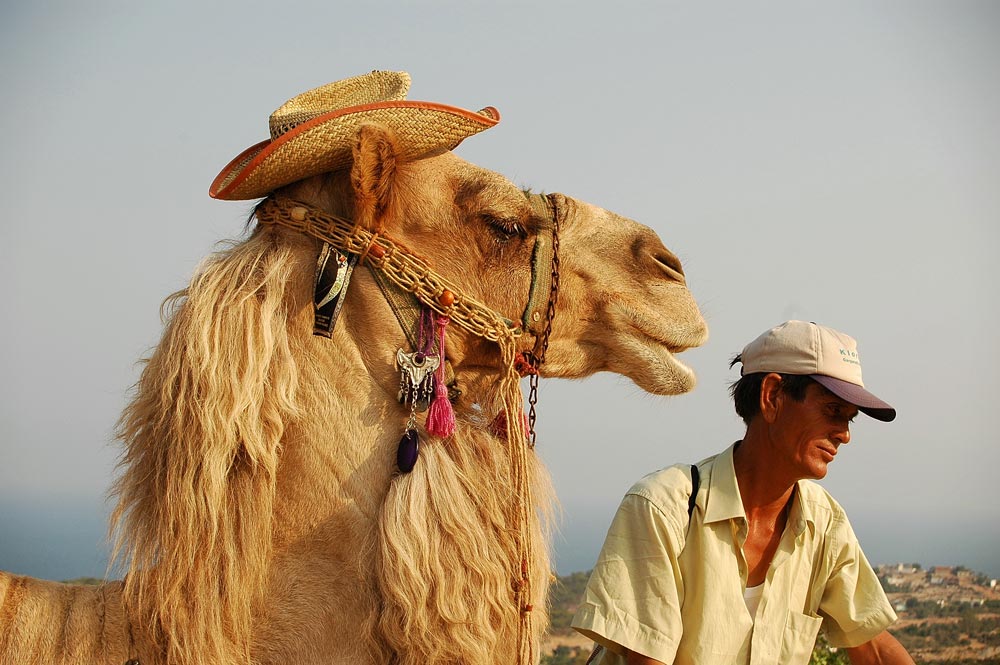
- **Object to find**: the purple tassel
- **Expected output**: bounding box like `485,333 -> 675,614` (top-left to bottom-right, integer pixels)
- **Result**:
397,429 -> 419,472
426,314 -> 456,438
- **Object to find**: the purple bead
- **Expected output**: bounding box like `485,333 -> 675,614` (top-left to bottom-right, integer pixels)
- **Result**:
397,429 -> 419,472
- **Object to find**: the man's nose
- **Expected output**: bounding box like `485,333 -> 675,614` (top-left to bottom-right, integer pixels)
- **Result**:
831,426 -> 851,445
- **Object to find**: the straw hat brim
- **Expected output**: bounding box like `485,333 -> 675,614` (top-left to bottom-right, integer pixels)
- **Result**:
210,100 -> 500,201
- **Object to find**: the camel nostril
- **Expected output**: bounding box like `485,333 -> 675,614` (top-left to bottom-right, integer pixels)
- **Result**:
654,250 -> 683,274
631,235 -> 686,283
653,250 -> 686,283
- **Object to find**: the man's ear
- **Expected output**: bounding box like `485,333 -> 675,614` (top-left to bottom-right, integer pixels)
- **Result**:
759,373 -> 783,424
350,123 -> 399,231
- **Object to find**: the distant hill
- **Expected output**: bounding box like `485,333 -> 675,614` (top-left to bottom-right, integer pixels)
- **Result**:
548,570 -> 591,633
61,577 -> 102,585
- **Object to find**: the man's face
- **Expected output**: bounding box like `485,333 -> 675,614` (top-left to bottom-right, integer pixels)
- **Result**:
771,382 -> 859,480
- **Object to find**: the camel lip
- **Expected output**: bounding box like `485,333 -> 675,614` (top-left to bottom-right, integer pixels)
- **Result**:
650,343 -> 698,395
623,321 -> 699,380
613,315 -> 706,396
623,316 -> 707,358
662,347 -> 697,380
607,293 -> 709,356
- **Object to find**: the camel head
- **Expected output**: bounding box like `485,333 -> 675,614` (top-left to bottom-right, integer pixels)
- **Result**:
280,122 -> 708,399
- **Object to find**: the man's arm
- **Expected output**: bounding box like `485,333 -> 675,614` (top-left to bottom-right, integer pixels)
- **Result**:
845,630 -> 915,665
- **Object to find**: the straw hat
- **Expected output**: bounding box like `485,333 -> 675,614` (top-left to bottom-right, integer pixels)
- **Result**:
209,71 -> 500,200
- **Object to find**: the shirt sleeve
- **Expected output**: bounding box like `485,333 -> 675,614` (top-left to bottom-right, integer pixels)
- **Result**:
817,512 -> 897,648
572,490 -> 686,663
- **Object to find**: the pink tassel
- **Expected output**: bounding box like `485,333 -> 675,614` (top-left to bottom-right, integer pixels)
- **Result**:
426,314 -> 456,438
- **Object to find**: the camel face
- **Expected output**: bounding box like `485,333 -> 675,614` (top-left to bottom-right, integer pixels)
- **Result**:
546,199 -> 708,394
349,147 -> 708,395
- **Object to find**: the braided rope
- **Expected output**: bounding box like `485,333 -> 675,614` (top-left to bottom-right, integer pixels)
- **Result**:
255,197 -> 537,664
256,198 -> 521,343
497,334 -> 536,664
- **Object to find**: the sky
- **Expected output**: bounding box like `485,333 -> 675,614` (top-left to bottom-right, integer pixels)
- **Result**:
1,1 -> 998,582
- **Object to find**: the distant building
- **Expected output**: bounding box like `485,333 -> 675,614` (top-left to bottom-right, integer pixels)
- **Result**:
930,566 -> 958,586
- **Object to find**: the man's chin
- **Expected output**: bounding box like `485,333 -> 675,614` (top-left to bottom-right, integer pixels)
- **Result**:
809,461 -> 830,480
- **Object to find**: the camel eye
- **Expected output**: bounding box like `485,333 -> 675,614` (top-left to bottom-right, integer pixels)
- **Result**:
482,214 -> 526,240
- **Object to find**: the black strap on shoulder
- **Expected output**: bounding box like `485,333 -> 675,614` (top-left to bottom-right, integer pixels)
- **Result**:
687,464 -> 700,518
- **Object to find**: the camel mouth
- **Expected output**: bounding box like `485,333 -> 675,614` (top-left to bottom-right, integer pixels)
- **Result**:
604,293 -> 708,396
613,293 -> 708,353
608,331 -> 698,396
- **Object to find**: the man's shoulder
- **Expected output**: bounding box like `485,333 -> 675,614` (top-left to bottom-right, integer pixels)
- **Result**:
626,453 -> 718,512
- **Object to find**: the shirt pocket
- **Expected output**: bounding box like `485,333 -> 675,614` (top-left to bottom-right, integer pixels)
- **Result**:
779,609 -> 823,665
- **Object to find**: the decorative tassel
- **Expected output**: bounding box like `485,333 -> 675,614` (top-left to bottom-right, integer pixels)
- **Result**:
397,428 -> 419,472
513,352 -> 538,377
426,314 -> 456,437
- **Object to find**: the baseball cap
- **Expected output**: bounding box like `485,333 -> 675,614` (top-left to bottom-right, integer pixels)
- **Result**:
738,320 -> 896,422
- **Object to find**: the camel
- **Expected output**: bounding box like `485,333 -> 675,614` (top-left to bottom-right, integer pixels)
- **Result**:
0,72 -> 707,665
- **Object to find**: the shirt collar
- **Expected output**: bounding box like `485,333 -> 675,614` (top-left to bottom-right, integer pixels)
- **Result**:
703,442 -> 746,524
702,442 -> 816,534
787,482 -> 815,535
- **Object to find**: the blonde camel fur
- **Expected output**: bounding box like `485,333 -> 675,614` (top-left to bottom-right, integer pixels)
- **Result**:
0,123 -> 707,665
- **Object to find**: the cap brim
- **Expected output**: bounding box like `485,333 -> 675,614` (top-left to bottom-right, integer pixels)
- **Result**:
811,375 -> 896,422
210,101 -> 500,200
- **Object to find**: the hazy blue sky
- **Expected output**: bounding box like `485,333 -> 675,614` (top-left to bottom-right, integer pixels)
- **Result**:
2,1 -> 998,581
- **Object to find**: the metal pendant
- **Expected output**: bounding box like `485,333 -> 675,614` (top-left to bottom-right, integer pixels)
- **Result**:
396,349 -> 439,412
313,244 -> 357,338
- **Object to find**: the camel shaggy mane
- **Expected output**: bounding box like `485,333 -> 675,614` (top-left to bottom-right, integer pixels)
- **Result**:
111,229 -> 299,664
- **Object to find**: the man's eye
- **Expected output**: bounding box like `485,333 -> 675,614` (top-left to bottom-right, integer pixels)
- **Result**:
829,406 -> 856,423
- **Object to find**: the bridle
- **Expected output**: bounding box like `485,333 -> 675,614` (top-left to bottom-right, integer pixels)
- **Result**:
254,193 -> 562,435
520,193 -> 562,446
254,193 -> 562,664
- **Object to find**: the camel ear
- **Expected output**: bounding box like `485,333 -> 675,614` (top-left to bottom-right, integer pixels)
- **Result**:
351,123 -> 399,231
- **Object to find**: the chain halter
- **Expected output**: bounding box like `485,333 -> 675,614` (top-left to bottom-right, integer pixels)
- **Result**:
520,194 -> 562,447
254,194 -> 561,665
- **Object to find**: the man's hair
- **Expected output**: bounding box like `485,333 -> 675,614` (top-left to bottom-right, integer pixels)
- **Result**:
728,354 -> 815,425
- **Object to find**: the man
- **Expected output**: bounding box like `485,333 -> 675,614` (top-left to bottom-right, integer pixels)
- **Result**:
572,321 -> 915,664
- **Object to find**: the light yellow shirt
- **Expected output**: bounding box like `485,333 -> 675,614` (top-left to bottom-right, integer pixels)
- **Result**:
572,443 -> 896,665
